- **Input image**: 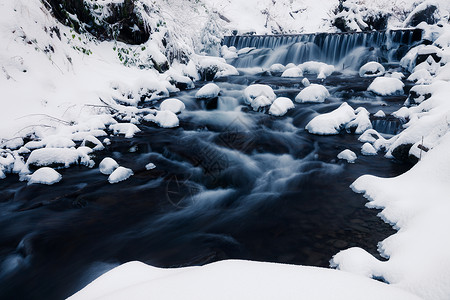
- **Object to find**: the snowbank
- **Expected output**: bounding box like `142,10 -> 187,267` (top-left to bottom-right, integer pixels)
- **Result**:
69,260 -> 420,300
295,84 -> 330,103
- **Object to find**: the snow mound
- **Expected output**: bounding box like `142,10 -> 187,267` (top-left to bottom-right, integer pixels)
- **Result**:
108,166 -> 133,184
28,167 -> 62,185
361,143 -> 377,156
298,61 -> 335,79
160,98 -> 185,114
109,123 -> 141,138
269,97 -> 295,116
281,67 -> 303,78
144,111 -> 179,128
306,103 -> 356,135
337,149 -> 357,163
374,110 -> 386,118
243,84 -> 276,105
251,95 -> 273,111
69,260 -> 421,300
367,77 -> 404,96
99,158 -> 119,175
269,63 -> 285,73
195,83 -> 220,99
359,62 -> 385,77
295,84 -> 330,103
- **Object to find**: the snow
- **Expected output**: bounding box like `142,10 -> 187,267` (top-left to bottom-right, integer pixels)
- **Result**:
368,77 -> 405,96
251,96 -> 273,111
243,84 -> 276,105
298,61 -> 335,79
281,67 -> 303,78
337,149 -> 357,163
108,166 -> 133,184
26,148 -> 83,168
361,143 -> 377,156
305,103 -> 356,135
99,158 -> 119,175
295,84 -> 330,103
145,163 -> 156,170
359,62 -> 385,77
269,63 -> 285,73
28,167 -> 62,185
407,69 -> 433,84
144,110 -> 179,128
195,83 -> 221,99
374,110 -> 386,118
68,260 -> 420,300
302,78 -> 311,87
269,97 -> 295,117
345,107 -> 372,134
159,98 -> 186,114
109,123 -> 141,139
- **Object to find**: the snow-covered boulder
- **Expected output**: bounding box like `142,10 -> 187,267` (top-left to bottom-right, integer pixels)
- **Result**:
44,136 -> 76,148
195,83 -> 220,99
28,167 -> 62,185
281,67 -> 303,78
169,74 -> 195,90
269,63 -> 286,73
243,84 -> 276,105
145,163 -> 156,170
406,84 -> 432,106
367,77 -> 404,96
359,129 -> 383,144
301,78 -> 310,87
295,84 -> 330,103
27,148 -> 82,168
359,62 -> 385,77
251,96 -> 272,111
160,98 -> 185,114
407,69 -> 432,84
269,97 -> 295,117
109,123 -> 141,138
99,158 -> 119,175
144,111 -> 179,128
337,149 -> 357,163
108,166 -> 133,184
81,135 -> 105,151
306,103 -> 356,135
345,107 -> 372,134
373,110 -> 386,118
298,61 -> 335,79
361,143 -> 377,155
197,57 -> 238,80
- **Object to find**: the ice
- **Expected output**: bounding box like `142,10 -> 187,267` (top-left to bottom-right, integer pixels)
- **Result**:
361,143 -> 377,156
243,84 -> 276,105
144,110 -> 179,128
195,83 -> 220,99
99,157 -> 119,175
159,98 -> 186,114
306,103 -> 356,135
359,62 -> 385,77
28,167 -> 62,185
337,149 -> 357,163
269,97 -> 295,116
295,84 -> 330,103
367,77 -> 405,96
109,123 -> 141,138
108,166 -> 133,184
281,67 -> 303,78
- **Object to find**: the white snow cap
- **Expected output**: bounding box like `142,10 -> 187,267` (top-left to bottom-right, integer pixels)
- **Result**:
295,84 -> 330,103
359,62 -> 385,78
337,149 -> 357,163
195,83 -> 220,99
145,163 -> 156,170
361,143 -> 377,155
144,110 -> 179,128
99,157 -> 119,175
251,95 -> 273,111
159,98 -> 185,114
298,61 -> 335,79
373,110 -> 386,118
306,103 -> 355,135
109,123 -> 141,138
368,77 -> 404,96
269,63 -> 286,73
269,97 -> 295,116
108,166 -> 133,184
281,67 -> 303,78
243,84 -> 276,105
28,167 -> 62,185
301,78 -> 311,87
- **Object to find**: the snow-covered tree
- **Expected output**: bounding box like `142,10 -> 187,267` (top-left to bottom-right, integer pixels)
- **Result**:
199,13 -> 223,56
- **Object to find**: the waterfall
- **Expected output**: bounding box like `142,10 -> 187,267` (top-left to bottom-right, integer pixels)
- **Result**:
371,118 -> 404,135
222,29 -> 422,69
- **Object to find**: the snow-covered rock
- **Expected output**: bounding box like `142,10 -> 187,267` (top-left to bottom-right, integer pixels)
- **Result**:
359,62 -> 385,77
306,103 -> 356,135
281,67 -> 303,78
81,135 -> 105,151
27,148 -> 82,168
269,63 -> 285,73
195,83 -> 220,99
28,167 -> 62,185
160,98 -> 186,114
269,97 -> 295,116
407,69 -> 433,84
145,163 -> 156,170
243,84 -> 276,105
108,166 -> 133,184
361,143 -> 377,156
337,149 -> 357,163
345,107 -> 372,134
295,84 -> 330,103
373,110 -> 386,118
109,123 -> 141,138
301,78 -> 310,87
99,158 -> 119,175
298,61 -> 334,79
144,111 -> 179,128
367,77 -> 404,96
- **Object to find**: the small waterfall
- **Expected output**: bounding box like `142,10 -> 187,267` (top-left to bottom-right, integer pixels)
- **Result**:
371,118 -> 403,135
223,29 -> 422,68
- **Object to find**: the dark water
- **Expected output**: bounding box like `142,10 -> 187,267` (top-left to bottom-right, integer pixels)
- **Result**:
0,70 -> 411,299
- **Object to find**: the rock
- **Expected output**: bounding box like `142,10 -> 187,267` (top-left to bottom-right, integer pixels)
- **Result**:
404,4 -> 438,27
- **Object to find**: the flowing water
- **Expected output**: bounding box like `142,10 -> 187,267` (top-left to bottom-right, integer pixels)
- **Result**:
0,31 -> 419,299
